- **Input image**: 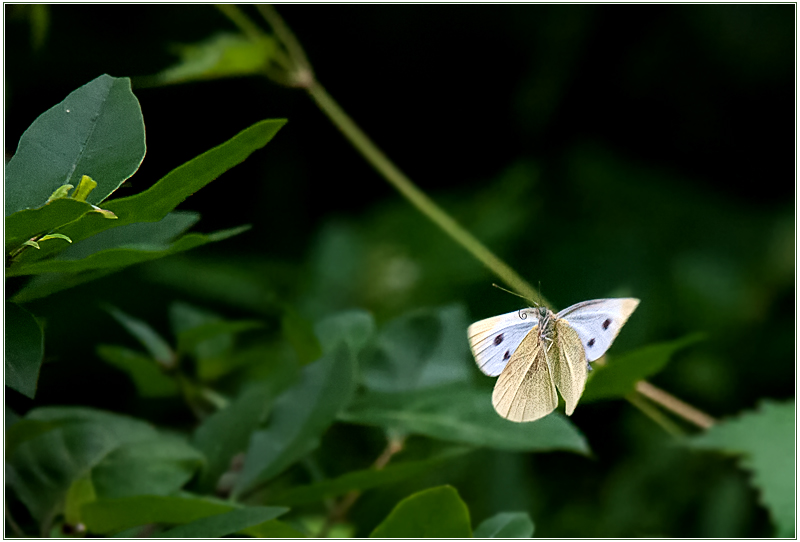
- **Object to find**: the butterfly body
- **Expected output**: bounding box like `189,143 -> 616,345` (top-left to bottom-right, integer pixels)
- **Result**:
469,297 -> 639,422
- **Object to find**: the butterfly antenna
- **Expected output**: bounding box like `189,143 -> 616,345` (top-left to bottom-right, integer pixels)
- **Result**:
491,283 -> 538,306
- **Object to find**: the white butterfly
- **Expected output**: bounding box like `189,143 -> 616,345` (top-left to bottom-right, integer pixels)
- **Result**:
468,298 -> 640,422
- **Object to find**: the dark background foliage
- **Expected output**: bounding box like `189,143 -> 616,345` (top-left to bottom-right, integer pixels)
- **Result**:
5,4 -> 794,537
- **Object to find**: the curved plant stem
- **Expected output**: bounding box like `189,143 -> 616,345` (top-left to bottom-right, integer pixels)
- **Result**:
305,80 -> 543,304
635,380 -> 716,429
223,4 -> 718,436
625,391 -> 685,436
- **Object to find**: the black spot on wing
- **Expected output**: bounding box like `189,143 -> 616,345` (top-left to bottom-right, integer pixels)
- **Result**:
587,338 -> 595,348
503,350 -> 510,361
602,319 -> 611,330
494,334 -> 504,345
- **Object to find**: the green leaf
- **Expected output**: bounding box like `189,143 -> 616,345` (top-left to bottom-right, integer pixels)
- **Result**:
5,198 -> 94,253
269,447 -> 471,506
91,435 -> 205,499
361,305 -> 473,392
340,384 -> 590,454
169,301 -> 231,362
7,224 -> 249,277
314,309 -> 376,355
177,319 -> 264,358
39,233 -> 71,244
5,302 -> 44,398
473,511 -> 535,538
158,506 -> 288,538
17,118 -> 284,265
6,407 -> 158,523
282,308 -> 323,365
192,382 -> 278,493
142,33 -> 279,86
81,494 -> 235,534
242,519 -> 307,537
46,210 -> 200,261
143,256 -> 282,315
687,400 -> 795,537
64,473 -> 96,525
370,485 -> 472,538
11,268 -> 119,304
233,335 -> 358,497
582,333 -> 704,402
106,305 -> 175,369
95,345 -> 180,397
5,74 -> 145,216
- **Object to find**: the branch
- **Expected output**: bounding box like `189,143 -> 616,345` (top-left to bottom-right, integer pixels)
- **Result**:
635,380 -> 716,429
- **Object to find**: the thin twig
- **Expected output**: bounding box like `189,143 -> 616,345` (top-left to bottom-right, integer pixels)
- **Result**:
306,80 -> 544,305
635,380 -> 716,429
625,392 -> 685,437
218,5 -> 719,438
215,4 -> 265,43
255,4 -> 313,75
317,435 -> 406,537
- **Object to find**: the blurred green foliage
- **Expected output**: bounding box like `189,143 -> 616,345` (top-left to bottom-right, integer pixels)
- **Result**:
5,4 -> 793,538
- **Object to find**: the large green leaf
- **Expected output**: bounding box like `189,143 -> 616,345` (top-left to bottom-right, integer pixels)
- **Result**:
192,382 -> 278,493
5,302 -> 44,398
687,400 -> 795,537
340,384 -> 590,454
282,308 -> 323,366
5,198 -> 94,253
360,305 -> 473,392
581,334 -> 704,402
42,210 -> 199,261
473,511 -> 535,538
7,225 -> 249,277
269,447 -> 471,506
82,494 -> 235,534
95,345 -> 179,397
13,118 -> 284,267
5,74 -> 145,216
141,33 -> 278,86
158,506 -> 287,538
232,342 -> 357,497
370,485 -> 472,538
90,435 -> 205,499
6,407 -> 158,523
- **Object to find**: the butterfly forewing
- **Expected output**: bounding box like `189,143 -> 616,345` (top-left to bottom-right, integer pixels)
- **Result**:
492,326 -> 558,422
551,319 -> 588,415
556,298 -> 640,362
467,309 -> 539,376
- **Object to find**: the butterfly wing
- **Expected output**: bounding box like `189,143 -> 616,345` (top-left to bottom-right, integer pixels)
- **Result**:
555,298 -> 640,362
491,326 -> 558,422
467,309 -> 539,376
551,318 -> 588,415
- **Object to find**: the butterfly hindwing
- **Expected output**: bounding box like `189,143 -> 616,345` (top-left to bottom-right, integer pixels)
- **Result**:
551,318 -> 588,415
556,298 -> 640,362
467,309 -> 539,376
492,326 -> 558,422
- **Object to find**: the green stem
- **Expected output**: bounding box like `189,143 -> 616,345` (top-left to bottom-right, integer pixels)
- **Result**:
306,80 -> 545,305
625,392 -> 685,437
215,4 -> 265,43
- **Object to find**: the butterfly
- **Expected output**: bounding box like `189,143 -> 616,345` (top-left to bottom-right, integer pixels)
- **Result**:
468,297 -> 640,422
